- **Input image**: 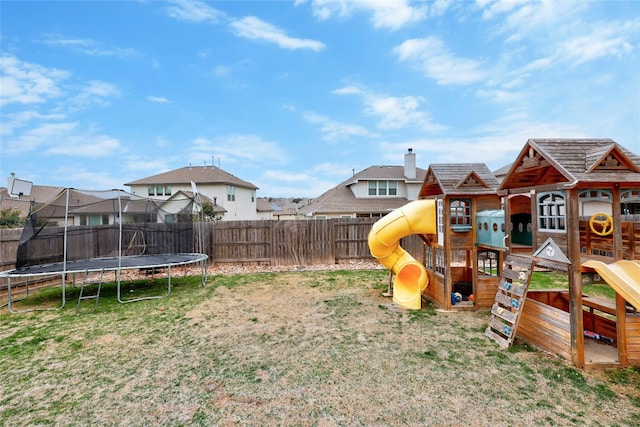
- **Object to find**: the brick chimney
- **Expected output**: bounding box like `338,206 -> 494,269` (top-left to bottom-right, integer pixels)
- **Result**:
404,148 -> 416,179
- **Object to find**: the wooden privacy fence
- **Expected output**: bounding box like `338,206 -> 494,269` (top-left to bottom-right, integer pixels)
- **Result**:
1,218 -> 425,270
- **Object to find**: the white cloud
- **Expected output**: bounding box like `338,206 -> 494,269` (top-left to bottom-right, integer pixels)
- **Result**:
333,84 -> 445,132
69,80 -> 120,110
300,0 -> 427,30
0,55 -> 68,106
165,0 -> 225,23
393,37 -> 487,85
46,135 -> 121,157
3,122 -> 79,153
186,134 -> 288,166
147,96 -> 170,103
302,111 -> 377,142
258,169 -> 336,198
555,21 -> 637,65
41,35 -> 141,58
229,16 -> 325,51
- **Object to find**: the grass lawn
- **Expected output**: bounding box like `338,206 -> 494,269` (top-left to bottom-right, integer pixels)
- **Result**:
1,269 -> 639,426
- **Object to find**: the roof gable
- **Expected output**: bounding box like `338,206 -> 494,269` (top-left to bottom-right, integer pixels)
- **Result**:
499,139 -> 640,191
419,163 -> 499,197
586,144 -> 640,173
456,171 -> 490,189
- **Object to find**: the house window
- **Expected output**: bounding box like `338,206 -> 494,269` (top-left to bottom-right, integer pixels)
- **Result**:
537,191 -> 566,232
368,180 -> 397,196
388,181 -> 397,196
450,199 -> 472,229
164,185 -> 172,196
434,247 -> 445,275
156,185 -> 164,196
227,185 -> 236,202
478,250 -> 500,277
148,186 -> 155,196
251,190 -> 255,203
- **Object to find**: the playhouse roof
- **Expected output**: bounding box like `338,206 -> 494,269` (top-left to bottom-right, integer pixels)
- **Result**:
418,163 -> 500,198
499,139 -> 640,191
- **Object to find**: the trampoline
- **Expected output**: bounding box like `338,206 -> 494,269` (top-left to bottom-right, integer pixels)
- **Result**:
1,187 -> 210,313
1,253 -> 208,313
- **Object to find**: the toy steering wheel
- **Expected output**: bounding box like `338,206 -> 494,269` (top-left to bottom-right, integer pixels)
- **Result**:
589,213 -> 613,236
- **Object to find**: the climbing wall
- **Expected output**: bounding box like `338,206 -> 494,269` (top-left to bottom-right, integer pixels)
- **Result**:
485,254 -> 535,348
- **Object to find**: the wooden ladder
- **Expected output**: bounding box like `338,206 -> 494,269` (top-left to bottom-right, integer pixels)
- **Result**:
485,255 -> 535,348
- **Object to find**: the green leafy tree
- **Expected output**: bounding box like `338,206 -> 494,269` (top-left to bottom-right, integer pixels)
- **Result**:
0,208 -> 25,228
200,202 -> 221,221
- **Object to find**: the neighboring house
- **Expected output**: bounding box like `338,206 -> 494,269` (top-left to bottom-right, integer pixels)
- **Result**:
0,185 -> 102,226
125,165 -> 260,221
256,198 -> 275,220
417,163 -> 503,310
68,196 -> 162,225
298,149 -> 427,219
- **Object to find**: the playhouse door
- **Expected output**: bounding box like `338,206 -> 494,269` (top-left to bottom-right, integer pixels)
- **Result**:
511,213 -> 532,245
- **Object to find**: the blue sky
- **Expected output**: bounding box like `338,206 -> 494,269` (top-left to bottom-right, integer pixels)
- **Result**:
1,0 -> 639,198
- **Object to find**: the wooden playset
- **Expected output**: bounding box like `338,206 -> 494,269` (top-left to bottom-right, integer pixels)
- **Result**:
371,138 -> 640,368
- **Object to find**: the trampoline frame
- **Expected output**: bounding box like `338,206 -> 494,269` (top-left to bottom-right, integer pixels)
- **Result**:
0,253 -> 208,313
1,188 -> 209,313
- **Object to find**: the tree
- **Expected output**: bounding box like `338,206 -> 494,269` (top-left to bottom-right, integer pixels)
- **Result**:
0,208 -> 25,228
200,202 -> 222,221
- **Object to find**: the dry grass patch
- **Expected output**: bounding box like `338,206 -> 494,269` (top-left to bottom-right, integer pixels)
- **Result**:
1,269 -> 639,426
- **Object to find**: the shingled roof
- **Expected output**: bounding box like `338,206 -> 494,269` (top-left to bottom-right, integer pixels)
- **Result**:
419,163 -> 499,197
125,166 -> 258,190
499,139 -> 640,191
298,165 -> 427,216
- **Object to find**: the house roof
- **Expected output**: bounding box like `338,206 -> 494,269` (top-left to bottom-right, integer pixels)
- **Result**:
298,165 -> 426,216
346,165 -> 426,184
125,166 -> 259,190
256,198 -> 274,212
0,186 -> 102,218
499,139 -> 640,191
69,197 -> 161,215
419,163 -> 500,197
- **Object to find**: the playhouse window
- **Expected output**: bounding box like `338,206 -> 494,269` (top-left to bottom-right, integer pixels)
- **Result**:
424,245 -> 434,270
450,199 -> 472,230
537,191 -> 566,232
478,250 -> 500,277
621,189 -> 640,215
434,248 -> 445,275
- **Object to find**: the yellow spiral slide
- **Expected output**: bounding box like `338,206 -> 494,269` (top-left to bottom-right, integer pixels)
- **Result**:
368,199 -> 437,310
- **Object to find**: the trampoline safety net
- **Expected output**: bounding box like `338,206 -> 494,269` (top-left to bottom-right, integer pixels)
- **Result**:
15,188 -> 203,269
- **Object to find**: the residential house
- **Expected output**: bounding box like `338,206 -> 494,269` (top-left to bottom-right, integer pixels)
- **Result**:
125,165 -> 261,221
298,149 -> 427,219
0,184 -> 102,226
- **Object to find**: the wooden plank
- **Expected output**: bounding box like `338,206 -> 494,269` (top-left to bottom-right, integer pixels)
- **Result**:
487,317 -> 514,337
490,303 -> 518,323
498,279 -> 527,297
495,292 -> 524,310
484,327 -> 510,348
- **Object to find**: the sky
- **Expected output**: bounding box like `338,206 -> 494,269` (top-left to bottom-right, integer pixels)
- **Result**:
1,0 -> 639,198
